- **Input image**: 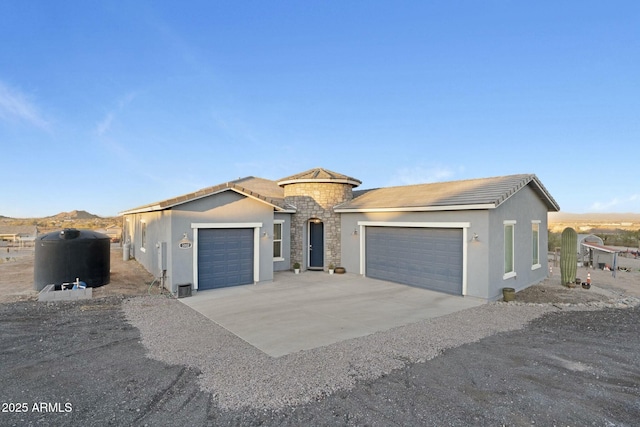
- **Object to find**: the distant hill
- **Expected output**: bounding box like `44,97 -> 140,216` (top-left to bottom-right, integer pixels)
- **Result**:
548,212 -> 640,233
549,212 -> 640,223
48,210 -> 102,220
0,211 -> 118,235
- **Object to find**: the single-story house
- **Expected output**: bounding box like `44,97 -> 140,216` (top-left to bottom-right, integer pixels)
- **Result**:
0,225 -> 38,244
120,168 -> 560,301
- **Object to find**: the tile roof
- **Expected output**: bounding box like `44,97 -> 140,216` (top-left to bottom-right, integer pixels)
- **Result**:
120,171 -> 560,215
336,174 -> 560,212
120,177 -> 293,214
278,167 -> 361,187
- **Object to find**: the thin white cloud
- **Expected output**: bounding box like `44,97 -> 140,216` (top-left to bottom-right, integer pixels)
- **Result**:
94,92 -> 136,136
96,112 -> 114,136
118,92 -> 136,108
387,165 -> 458,186
0,80 -> 50,130
588,193 -> 640,212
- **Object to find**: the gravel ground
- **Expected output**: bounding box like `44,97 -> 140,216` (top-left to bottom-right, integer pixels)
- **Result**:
2,251 -> 639,425
122,288 -> 640,412
3,297 -> 638,426
0,297 -> 211,426
123,298 -> 557,410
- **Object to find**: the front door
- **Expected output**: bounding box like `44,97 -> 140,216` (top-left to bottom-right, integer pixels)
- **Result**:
309,221 -> 324,268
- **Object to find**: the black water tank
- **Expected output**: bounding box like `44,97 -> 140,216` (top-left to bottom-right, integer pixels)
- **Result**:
34,228 -> 110,291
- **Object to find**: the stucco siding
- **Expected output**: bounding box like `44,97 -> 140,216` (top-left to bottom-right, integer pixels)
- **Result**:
340,210 -> 490,298
488,185 -> 549,300
126,210 -> 170,281
341,185 -> 550,301
273,213 -> 292,271
170,192 -> 276,292
125,190 -> 280,293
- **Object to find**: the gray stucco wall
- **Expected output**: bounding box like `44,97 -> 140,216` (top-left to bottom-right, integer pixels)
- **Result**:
125,210 -> 170,282
125,190 -> 286,293
340,210 -> 491,298
488,185 -> 550,299
340,184 -> 550,300
169,191 -> 277,292
273,212 -> 292,272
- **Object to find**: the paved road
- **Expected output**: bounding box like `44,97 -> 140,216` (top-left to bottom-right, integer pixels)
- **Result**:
1,298 -> 639,426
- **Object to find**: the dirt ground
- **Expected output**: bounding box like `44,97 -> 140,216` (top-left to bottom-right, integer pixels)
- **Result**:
1,249 -> 639,426
516,254 -> 640,303
1,245 -> 638,304
0,245 -> 155,303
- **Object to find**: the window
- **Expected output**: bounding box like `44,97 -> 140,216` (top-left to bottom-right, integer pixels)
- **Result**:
140,220 -> 147,252
273,221 -> 284,260
532,221 -> 541,269
504,220 -> 516,279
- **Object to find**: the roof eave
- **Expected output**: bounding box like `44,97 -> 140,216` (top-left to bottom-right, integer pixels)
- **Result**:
334,203 -> 496,213
119,205 -> 164,215
530,176 -> 561,212
277,178 -> 361,187
492,175 -> 560,212
120,185 -> 291,215
580,242 -> 618,253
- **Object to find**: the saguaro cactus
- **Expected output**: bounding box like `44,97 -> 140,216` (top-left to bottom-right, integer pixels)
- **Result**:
560,227 -> 578,286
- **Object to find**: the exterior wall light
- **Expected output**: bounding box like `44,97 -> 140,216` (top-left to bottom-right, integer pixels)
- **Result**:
178,233 -> 192,249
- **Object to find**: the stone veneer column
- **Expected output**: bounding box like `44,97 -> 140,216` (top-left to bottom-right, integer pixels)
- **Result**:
283,182 -> 353,270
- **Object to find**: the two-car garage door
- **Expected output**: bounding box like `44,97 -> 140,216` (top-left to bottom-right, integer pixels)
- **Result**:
197,228 -> 254,290
365,226 -> 463,295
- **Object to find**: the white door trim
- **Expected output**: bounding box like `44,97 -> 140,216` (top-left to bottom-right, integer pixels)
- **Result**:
191,222 -> 262,290
357,221 -> 470,296
307,219 -> 324,269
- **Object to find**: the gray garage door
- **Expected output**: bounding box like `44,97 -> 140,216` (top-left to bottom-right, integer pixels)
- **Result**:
198,228 -> 254,290
365,227 -> 463,295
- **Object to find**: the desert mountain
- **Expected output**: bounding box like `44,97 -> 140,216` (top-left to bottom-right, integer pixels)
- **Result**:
48,210 -> 102,220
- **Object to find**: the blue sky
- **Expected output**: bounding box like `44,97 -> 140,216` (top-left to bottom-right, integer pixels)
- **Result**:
1,1 -> 638,217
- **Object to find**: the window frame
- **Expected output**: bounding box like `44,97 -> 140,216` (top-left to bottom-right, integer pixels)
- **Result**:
503,220 -> 516,279
531,220 -> 541,270
273,220 -> 284,261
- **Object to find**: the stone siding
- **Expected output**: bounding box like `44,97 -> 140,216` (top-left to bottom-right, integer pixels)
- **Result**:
284,182 -> 354,270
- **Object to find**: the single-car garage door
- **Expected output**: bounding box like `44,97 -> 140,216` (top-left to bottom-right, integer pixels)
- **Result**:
365,227 -> 463,295
198,228 -> 254,290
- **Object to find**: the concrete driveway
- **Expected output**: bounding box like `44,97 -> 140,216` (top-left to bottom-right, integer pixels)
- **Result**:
179,271 -> 484,357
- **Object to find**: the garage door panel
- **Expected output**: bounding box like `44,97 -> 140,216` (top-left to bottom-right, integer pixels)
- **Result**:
365,227 -> 462,295
198,228 -> 254,290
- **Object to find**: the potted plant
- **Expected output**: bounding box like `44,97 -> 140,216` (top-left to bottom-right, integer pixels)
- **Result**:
328,263 -> 335,275
293,262 -> 300,274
